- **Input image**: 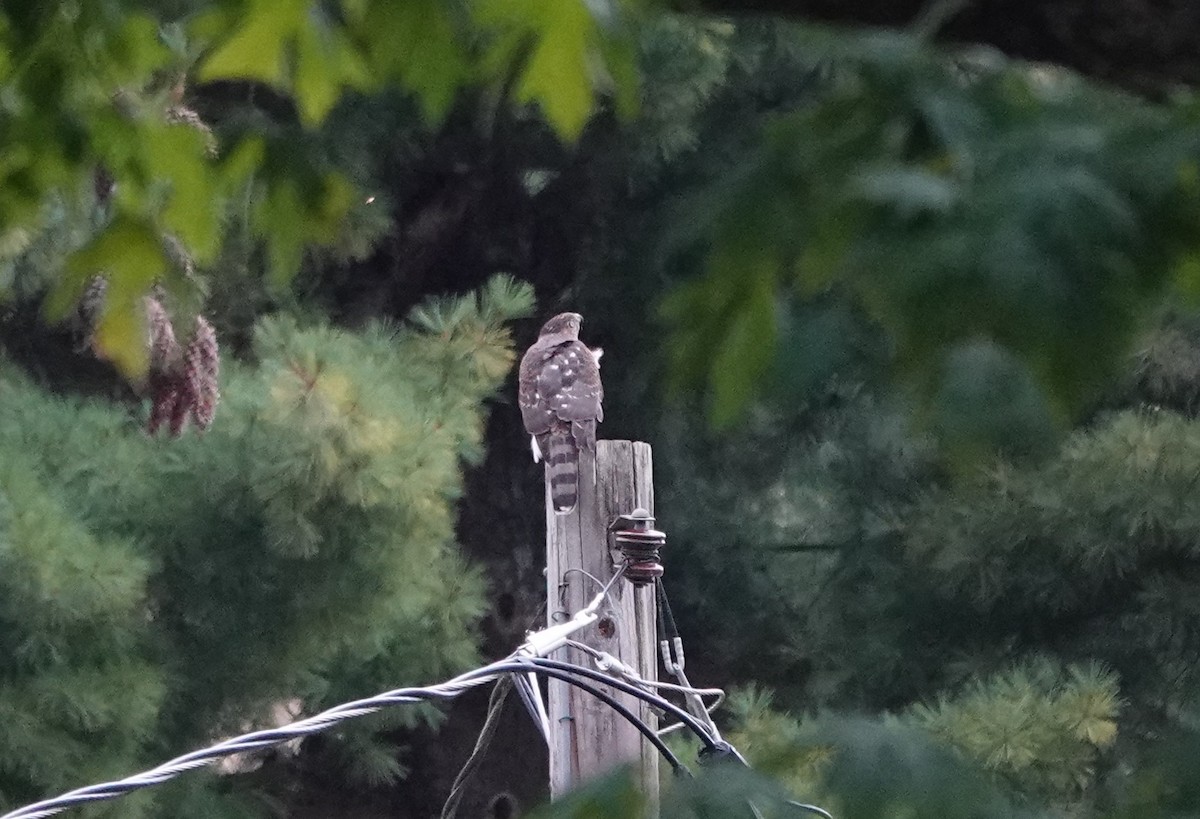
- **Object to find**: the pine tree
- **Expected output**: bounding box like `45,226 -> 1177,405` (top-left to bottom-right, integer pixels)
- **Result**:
0,454 -> 164,813
551,15 -> 1200,815
0,275 -> 532,816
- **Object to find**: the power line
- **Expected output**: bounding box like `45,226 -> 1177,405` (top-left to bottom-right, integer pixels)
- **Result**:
1,566 -> 625,819
0,561 -> 684,819
516,657 -> 722,752
0,656 -> 700,819
0,661 -> 507,819
507,662 -> 689,776
560,639 -> 724,737
441,676 -> 514,819
0,559 -> 829,819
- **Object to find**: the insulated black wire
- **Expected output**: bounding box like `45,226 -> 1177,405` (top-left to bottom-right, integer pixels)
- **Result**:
336,657 -> 692,776
523,656 -> 717,748
511,657 -> 723,752
441,676 -> 512,819
509,664 -> 689,776
463,659 -> 715,750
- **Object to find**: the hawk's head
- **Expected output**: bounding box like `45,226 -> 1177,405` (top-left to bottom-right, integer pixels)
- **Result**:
538,312 -> 582,340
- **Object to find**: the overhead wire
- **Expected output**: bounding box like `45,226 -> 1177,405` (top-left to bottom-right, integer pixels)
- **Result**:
440,676 -> 513,819
512,657 -> 720,750
0,659 -> 511,819
0,656 -> 694,819
560,638 -> 725,737
1,557 -> 831,819
512,663 -> 689,777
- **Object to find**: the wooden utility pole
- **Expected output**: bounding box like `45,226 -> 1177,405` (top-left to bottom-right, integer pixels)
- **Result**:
545,440 -> 659,810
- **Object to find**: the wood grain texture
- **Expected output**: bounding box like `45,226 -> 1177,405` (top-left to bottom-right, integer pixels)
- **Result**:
546,441 -> 659,810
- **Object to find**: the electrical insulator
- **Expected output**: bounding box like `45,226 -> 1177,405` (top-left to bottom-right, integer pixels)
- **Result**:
608,508 -> 666,585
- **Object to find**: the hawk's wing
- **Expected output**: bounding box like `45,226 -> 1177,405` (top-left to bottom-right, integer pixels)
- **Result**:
543,340 -> 602,457
519,341 -> 602,428
518,343 -> 555,437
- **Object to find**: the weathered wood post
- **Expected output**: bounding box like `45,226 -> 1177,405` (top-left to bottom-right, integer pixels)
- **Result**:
545,440 -> 659,812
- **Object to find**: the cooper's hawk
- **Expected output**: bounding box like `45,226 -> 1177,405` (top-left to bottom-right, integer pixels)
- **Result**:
518,312 -> 604,514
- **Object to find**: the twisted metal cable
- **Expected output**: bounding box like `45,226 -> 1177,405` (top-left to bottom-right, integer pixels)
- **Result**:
2,567 -> 638,819
0,660 -> 510,819
0,560 -> 825,819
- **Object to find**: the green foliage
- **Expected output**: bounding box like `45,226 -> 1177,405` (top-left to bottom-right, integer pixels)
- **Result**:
656,381 -> 936,706
902,409 -> 1200,716
781,717 -> 1017,819
0,187 -> 100,303
195,0 -> 639,139
0,277 -> 532,814
703,661 -> 1115,814
660,27 -> 1200,440
0,4 -> 246,373
573,18 -> 1200,817
723,692 -> 993,815
631,16 -> 736,174
1121,309 -> 1200,415
0,0 -> 635,375
0,5 -> 172,230
910,659 -> 1120,801
526,767 -> 646,819
0,455 -> 164,814
541,707 -> 1022,819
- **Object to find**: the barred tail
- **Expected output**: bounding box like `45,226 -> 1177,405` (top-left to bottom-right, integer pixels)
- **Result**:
545,433 -> 579,514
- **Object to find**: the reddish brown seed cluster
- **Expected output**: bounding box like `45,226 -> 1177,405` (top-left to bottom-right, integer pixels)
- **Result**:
145,298 -> 221,437
185,315 -> 220,431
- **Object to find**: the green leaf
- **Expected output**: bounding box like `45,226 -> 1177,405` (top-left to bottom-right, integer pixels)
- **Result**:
293,24 -> 343,126
218,137 -> 266,192
596,33 -> 639,121
293,20 -> 370,126
256,179 -> 307,288
310,172 -> 356,242
44,215 -> 163,324
526,768 -> 644,818
1171,251 -> 1200,308
517,0 -> 595,140
144,124 -> 220,263
851,166 -> 959,215
108,14 -> 172,84
353,0 -> 471,123
45,215 -> 169,376
478,0 -> 608,140
932,339 -> 1058,461
90,292 -> 150,378
198,1 -> 369,127
198,0 -> 306,86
